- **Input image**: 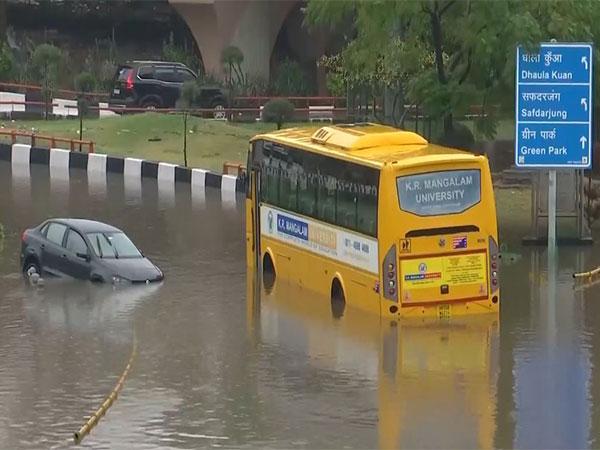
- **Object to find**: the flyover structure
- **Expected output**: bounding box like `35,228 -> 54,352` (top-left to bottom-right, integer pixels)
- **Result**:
169,0 -> 330,90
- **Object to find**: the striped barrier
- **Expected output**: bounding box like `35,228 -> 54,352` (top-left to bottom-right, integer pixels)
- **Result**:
0,143 -> 245,200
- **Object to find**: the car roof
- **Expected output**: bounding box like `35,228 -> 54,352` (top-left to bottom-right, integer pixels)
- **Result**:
125,60 -> 188,67
47,218 -> 122,233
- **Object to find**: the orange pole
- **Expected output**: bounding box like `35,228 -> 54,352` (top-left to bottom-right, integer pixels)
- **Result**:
11,130 -> 16,145
31,135 -> 36,147
89,142 -> 95,153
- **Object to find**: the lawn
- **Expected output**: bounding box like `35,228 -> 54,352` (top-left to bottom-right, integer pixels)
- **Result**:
0,114 -> 302,172
1,113 -> 516,173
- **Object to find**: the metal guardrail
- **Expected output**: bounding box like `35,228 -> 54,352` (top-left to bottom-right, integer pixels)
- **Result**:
0,81 -> 109,100
0,129 -> 95,153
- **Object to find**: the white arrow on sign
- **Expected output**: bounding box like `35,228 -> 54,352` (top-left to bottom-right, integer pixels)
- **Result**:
580,136 -> 588,149
581,56 -> 589,70
581,98 -> 588,111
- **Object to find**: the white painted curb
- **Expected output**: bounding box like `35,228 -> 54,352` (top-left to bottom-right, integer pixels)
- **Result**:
221,174 -> 237,192
11,144 -> 30,166
124,157 -> 143,177
191,168 -> 207,187
87,153 -> 107,173
49,148 -> 71,168
157,162 -> 176,182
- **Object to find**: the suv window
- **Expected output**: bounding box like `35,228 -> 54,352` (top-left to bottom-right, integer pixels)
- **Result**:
66,229 -> 88,255
46,223 -> 67,246
138,66 -> 155,80
117,67 -> 133,82
177,68 -> 196,82
154,68 -> 178,82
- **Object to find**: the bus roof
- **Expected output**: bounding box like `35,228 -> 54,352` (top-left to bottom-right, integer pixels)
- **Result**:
251,123 -> 483,169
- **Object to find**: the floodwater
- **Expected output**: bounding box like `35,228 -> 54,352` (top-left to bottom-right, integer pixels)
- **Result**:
1,161 -> 600,449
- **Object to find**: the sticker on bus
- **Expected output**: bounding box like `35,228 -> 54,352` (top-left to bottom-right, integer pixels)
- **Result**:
401,253 -> 487,290
261,206 -> 379,274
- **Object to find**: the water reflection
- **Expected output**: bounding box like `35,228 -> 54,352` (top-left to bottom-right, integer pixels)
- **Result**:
509,248 -> 592,449
3,158 -> 600,448
248,272 -> 500,449
23,281 -> 161,337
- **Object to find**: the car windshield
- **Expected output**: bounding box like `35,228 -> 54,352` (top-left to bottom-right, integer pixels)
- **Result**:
86,232 -> 142,259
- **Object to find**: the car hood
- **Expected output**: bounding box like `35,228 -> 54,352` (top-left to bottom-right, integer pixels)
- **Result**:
99,257 -> 163,282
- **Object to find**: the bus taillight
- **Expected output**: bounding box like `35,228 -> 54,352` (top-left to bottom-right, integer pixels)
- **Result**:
383,245 -> 398,301
489,236 -> 499,293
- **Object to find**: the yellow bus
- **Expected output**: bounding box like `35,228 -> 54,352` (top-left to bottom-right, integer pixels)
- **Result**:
245,123 -> 500,318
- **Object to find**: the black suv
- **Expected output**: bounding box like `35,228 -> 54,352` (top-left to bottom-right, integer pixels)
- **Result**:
109,61 -> 229,111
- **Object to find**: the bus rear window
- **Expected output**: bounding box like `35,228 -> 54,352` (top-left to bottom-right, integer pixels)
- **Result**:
396,169 -> 481,216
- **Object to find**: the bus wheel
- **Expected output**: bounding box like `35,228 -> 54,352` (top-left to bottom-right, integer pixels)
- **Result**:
262,253 -> 276,291
331,278 -> 346,319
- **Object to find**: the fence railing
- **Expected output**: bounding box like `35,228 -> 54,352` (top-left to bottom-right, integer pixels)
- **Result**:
0,129 -> 95,153
0,81 -> 109,101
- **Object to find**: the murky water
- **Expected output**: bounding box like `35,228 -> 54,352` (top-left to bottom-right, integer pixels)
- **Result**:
1,161 -> 600,449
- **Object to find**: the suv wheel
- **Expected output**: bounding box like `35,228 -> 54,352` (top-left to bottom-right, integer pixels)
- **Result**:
141,97 -> 161,110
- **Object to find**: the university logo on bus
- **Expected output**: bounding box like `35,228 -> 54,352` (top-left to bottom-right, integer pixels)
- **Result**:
277,214 -> 308,241
267,211 -> 274,233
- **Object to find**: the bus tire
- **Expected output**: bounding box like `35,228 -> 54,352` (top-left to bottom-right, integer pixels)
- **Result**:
330,278 -> 346,318
262,252 -> 276,290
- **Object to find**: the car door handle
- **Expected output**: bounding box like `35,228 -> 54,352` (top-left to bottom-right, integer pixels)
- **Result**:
41,244 -> 45,249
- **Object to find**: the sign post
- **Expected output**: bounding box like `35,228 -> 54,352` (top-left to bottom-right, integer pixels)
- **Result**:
516,42 -> 593,247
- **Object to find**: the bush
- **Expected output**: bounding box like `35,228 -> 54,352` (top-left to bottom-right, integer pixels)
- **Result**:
0,43 -> 14,80
263,99 -> 295,130
177,80 -> 200,108
30,44 -> 63,84
273,59 -> 309,96
74,71 -> 96,93
436,122 -> 475,150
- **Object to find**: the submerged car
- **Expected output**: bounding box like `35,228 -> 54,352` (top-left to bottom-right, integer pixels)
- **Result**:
21,219 -> 163,284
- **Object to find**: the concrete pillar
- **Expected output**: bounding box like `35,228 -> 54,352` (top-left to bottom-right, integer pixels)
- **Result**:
169,0 -> 297,81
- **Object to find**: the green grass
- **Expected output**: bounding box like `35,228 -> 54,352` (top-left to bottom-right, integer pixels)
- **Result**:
0,114 -> 517,172
1,114 -> 306,172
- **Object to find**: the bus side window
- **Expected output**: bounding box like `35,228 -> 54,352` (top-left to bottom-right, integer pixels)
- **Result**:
279,160 -> 297,211
317,174 -> 336,223
357,187 -> 377,236
262,158 -> 280,205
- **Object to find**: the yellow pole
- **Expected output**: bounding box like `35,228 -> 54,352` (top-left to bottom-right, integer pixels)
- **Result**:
73,331 -> 138,444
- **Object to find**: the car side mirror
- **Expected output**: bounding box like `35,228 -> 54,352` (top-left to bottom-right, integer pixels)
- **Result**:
77,252 -> 91,262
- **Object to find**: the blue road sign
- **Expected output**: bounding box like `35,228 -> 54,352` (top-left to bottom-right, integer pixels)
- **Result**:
515,43 -> 593,168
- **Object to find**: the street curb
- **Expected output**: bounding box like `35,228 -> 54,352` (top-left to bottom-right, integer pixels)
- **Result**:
0,142 -> 245,195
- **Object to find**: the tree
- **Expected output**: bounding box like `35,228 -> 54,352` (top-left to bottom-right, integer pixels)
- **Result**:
0,42 -> 13,81
306,0 -> 600,140
263,98 -> 295,130
74,71 -> 95,148
30,44 -> 63,119
220,45 -> 245,88
273,59 -> 310,96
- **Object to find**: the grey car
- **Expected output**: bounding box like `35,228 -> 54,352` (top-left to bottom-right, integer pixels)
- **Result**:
20,219 -> 163,284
